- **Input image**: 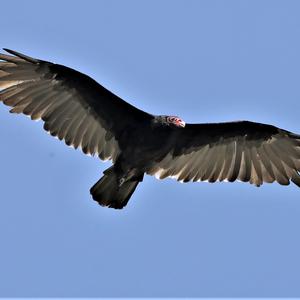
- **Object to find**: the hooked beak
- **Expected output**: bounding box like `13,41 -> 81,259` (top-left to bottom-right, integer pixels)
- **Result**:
176,119 -> 186,128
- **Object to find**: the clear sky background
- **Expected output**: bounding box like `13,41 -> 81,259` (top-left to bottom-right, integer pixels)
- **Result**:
0,0 -> 300,297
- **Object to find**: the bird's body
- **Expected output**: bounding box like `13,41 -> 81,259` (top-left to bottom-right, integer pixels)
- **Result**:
1,49 -> 300,209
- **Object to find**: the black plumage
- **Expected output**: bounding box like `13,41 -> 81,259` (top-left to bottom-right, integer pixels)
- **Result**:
1,49 -> 300,209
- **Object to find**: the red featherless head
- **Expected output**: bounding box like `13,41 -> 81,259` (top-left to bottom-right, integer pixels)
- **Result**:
166,116 -> 186,128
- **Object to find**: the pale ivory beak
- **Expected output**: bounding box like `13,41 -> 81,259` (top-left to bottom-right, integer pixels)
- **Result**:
177,119 -> 186,127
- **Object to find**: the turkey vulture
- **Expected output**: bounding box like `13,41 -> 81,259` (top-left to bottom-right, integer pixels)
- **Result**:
1,49 -> 300,209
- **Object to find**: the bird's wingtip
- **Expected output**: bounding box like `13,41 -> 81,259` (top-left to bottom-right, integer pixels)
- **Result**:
3,48 -> 13,54
1,48 -> 39,64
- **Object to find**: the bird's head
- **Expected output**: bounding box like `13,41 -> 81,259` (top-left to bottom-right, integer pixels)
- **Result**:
166,116 -> 186,128
154,115 -> 186,128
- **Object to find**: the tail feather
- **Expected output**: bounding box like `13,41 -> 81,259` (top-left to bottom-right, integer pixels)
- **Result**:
90,167 -> 141,209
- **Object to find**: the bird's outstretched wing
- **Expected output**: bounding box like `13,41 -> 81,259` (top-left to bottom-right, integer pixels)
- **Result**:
147,121 -> 300,187
0,49 -> 152,161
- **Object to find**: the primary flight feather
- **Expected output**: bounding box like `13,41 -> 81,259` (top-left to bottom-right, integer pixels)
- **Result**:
1,49 -> 300,209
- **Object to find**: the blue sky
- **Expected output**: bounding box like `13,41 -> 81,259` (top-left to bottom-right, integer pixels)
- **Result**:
0,0 -> 300,297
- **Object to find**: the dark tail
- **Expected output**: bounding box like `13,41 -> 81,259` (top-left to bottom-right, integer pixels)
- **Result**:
90,167 -> 141,209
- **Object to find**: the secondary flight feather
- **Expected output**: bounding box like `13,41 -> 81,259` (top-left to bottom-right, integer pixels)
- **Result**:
1,49 -> 300,209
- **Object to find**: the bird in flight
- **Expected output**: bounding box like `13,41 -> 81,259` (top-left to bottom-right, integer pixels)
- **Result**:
0,49 -> 300,209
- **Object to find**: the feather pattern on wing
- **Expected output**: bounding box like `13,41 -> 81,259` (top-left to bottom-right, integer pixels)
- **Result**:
0,49 -> 152,161
147,121 -> 300,187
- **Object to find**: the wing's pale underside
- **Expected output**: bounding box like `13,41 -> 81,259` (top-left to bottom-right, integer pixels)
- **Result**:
148,121 -> 300,187
0,49 -> 151,162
